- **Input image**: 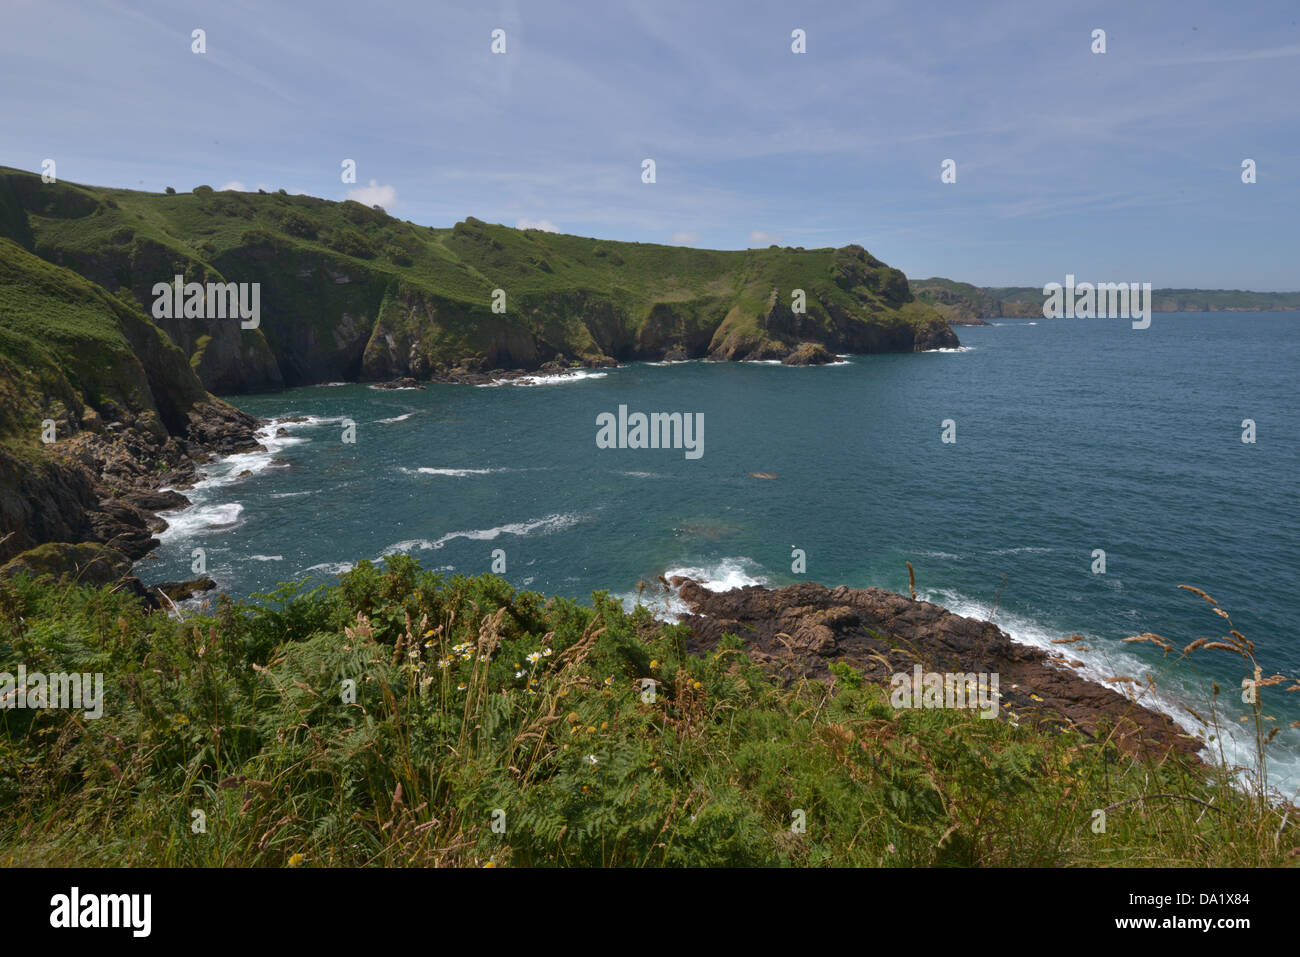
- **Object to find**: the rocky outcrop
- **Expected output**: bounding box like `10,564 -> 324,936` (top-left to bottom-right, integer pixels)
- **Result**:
671,578 -> 1199,761
781,342 -> 835,365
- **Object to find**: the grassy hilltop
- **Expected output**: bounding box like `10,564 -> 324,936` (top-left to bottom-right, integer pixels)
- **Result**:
0,167 -> 956,394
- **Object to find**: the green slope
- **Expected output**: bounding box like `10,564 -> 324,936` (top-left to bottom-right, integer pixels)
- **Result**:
0,167 -> 957,392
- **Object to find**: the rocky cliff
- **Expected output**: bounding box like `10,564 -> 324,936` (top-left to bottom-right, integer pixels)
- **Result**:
1,168 -> 959,394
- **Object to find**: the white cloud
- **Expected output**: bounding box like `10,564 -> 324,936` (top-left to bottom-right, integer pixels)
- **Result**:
748,230 -> 781,246
670,231 -> 698,244
218,180 -> 246,192
347,179 -> 397,210
516,217 -> 560,232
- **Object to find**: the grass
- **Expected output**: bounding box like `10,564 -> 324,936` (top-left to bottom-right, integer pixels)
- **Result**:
1,556 -> 1297,867
0,166 -> 951,388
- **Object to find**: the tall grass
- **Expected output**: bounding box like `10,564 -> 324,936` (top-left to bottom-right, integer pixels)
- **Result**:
1,557 -> 1296,866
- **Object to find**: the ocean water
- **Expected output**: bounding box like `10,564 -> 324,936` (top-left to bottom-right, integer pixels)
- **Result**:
139,313 -> 1300,793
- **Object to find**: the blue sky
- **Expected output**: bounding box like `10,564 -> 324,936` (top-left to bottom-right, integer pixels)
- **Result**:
3,0 -> 1298,289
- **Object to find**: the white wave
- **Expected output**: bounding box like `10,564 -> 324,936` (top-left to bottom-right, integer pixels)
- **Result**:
919,587 -> 1300,797
313,382 -> 349,387
475,369 -> 610,388
399,466 -> 512,478
305,561 -> 355,576
270,490 -> 316,499
923,346 -> 975,353
618,557 -> 769,623
916,550 -> 962,560
368,384 -> 421,391
620,471 -> 664,479
379,513 -> 584,558
158,502 -> 244,540
377,412 -> 417,424
249,554 -> 283,562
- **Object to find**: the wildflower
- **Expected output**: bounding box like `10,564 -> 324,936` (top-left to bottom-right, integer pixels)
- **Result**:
1030,693 -> 1043,702
526,651 -> 542,664
542,647 -> 553,657
586,726 -> 596,734
478,654 -> 490,662
886,844 -> 896,855
649,659 -> 659,669
438,659 -> 451,669
692,681 -> 702,690
484,861 -> 497,868
585,754 -> 598,765
600,722 -> 608,731
460,652 -> 473,661
424,640 -> 436,648
604,676 -> 614,687
288,853 -> 305,868
515,670 -> 526,679
457,683 -> 467,691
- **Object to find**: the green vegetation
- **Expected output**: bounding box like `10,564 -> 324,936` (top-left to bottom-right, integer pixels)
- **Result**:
1,559 -> 1295,867
912,277 -> 1300,320
0,234 -> 207,455
0,167 -> 953,392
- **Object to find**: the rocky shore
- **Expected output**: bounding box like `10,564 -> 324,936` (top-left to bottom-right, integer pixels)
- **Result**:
671,577 -> 1200,762
0,397 -> 263,606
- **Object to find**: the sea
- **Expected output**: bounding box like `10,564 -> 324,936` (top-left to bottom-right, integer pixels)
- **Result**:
137,312 -> 1300,794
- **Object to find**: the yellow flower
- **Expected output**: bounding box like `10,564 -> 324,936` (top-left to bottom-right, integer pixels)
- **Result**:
649,659 -> 659,669
484,861 -> 497,868
600,722 -> 608,731
692,681 -> 702,690
288,853 -> 305,868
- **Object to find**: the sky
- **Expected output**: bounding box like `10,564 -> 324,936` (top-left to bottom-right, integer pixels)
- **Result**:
2,0 -> 1298,289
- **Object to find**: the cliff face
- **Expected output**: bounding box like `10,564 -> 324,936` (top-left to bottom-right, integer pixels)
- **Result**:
1,168 -> 959,392
0,235 -> 260,569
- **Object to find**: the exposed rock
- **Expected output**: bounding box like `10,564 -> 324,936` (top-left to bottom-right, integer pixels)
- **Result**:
671,578 -> 1199,761
151,577 -> 217,603
1,542 -> 133,586
782,342 -> 834,365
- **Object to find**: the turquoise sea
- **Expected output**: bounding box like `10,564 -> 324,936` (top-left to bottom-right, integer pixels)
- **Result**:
138,312 -> 1300,793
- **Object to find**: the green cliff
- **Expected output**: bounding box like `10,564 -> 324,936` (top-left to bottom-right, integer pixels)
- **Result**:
0,167 -> 957,394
